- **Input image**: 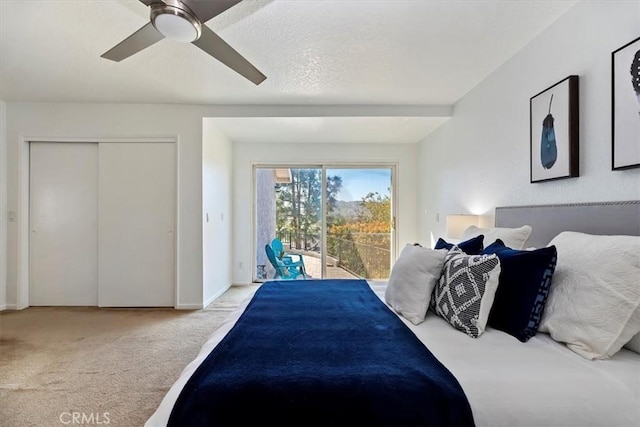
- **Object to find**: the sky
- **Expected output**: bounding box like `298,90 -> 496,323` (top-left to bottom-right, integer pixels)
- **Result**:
329,168 -> 391,202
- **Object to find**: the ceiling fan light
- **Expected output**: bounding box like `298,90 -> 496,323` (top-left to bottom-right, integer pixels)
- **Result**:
151,5 -> 201,43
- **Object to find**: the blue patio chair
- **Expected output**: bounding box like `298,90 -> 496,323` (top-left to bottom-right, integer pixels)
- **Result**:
271,238 -> 305,265
265,244 -> 306,280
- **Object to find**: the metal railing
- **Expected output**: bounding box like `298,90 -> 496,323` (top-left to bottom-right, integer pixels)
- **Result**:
276,231 -> 319,252
327,233 -> 390,279
277,232 -> 391,279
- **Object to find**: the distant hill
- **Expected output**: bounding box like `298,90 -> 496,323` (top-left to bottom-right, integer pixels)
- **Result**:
330,200 -> 364,220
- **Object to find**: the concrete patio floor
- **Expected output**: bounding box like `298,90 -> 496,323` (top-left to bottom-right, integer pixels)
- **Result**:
300,254 -> 359,279
261,251 -> 359,280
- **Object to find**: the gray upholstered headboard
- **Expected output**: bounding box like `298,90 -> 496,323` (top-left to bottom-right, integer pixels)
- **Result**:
495,201 -> 640,248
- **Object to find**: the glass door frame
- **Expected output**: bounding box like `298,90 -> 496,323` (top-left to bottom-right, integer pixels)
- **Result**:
251,162 -> 397,281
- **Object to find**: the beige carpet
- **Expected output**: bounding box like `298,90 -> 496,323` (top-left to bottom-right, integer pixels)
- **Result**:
0,285 -> 259,427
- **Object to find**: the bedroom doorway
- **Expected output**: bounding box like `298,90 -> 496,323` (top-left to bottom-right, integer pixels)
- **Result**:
254,165 -> 394,281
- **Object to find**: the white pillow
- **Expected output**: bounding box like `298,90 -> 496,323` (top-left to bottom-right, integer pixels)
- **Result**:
538,232 -> 640,359
462,225 -> 532,250
385,244 -> 448,325
625,333 -> 640,354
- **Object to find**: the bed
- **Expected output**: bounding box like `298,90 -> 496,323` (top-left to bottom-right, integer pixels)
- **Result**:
147,201 -> 640,426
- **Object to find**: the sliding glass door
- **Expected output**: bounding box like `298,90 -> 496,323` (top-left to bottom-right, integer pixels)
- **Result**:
325,168 -> 392,280
255,165 -> 394,281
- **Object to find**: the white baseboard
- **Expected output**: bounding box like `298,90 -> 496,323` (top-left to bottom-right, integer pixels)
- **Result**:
0,305 -> 5,311
203,283 -> 231,308
175,283 -> 232,310
2,304 -> 18,310
175,303 -> 203,310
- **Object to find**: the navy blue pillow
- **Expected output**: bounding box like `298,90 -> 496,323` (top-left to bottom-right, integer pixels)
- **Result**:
482,239 -> 557,342
434,235 -> 484,255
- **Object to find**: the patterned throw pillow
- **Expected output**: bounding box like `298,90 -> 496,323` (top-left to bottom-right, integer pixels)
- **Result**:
433,247 -> 501,338
482,239 -> 558,342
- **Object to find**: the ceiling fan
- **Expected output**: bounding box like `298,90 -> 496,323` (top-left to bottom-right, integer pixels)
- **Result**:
101,0 -> 266,85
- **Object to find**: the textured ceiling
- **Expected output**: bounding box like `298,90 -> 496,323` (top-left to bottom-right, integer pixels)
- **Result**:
0,0 -> 577,105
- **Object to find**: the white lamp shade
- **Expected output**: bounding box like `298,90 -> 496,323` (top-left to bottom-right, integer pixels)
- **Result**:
154,13 -> 199,43
446,214 -> 479,239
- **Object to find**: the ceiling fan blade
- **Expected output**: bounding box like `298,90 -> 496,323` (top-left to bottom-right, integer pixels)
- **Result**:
192,25 -> 266,85
101,22 -> 165,62
180,0 -> 242,23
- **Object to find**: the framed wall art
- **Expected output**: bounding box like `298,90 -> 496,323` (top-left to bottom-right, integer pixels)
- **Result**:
530,75 -> 579,183
612,36 -> 640,170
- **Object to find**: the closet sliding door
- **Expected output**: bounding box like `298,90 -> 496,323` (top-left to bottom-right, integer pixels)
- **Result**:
30,141 -> 175,307
98,143 -> 175,307
30,142 -> 99,306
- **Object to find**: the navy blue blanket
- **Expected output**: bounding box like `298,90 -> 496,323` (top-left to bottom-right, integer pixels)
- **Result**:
169,280 -> 474,426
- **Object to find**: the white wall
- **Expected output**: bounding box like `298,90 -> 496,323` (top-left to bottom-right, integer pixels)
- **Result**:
5,103 -> 210,308
418,0 -> 640,244
0,101 -> 6,310
202,120 -> 233,306
3,102 -> 444,308
232,142 -> 419,284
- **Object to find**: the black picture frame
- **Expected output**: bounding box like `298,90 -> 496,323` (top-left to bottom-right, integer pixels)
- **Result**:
612,36 -> 640,170
530,75 -> 579,183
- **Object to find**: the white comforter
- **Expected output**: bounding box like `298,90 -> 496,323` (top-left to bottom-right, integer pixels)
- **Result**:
147,284 -> 640,427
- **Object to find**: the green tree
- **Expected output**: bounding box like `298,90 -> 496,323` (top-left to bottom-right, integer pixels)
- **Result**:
326,175 -> 342,227
275,170 -> 342,250
358,191 -> 391,224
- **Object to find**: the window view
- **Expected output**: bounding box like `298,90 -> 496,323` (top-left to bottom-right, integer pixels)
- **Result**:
255,166 -> 393,281
326,168 -> 392,280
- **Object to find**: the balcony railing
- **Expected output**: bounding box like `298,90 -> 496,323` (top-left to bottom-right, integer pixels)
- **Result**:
277,232 -> 390,279
327,233 -> 390,279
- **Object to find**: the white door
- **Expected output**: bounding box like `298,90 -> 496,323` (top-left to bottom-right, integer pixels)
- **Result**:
30,142 -> 98,305
98,143 -> 175,307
